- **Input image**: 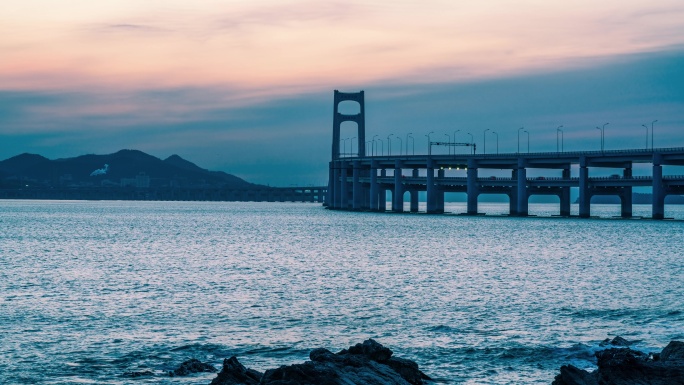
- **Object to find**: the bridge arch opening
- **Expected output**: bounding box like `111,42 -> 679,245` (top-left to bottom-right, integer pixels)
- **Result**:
444,192 -> 466,214
337,100 -> 361,115
528,195 -> 560,216
339,121 -> 359,157
477,194 -> 509,215
590,195 -> 622,217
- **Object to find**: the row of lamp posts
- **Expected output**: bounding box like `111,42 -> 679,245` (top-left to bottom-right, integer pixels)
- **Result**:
345,121 -> 659,157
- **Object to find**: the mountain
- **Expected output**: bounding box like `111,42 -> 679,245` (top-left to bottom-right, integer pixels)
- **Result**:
0,149 -> 259,189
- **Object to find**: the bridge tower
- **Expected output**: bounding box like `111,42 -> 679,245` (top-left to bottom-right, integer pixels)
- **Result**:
331,90 -> 366,159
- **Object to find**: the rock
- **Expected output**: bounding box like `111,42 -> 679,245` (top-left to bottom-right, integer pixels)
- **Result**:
208,339 -> 431,385
210,356 -> 262,385
598,336 -> 634,347
553,341 -> 684,385
170,358 -> 217,376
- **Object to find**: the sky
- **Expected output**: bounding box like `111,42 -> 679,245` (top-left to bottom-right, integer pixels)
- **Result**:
2,0 -> 684,186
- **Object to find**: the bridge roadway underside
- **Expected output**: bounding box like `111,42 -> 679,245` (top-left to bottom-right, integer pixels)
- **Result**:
325,148 -> 684,219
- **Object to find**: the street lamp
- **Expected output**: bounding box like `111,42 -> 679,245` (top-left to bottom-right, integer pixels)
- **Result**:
596,123 -> 608,151
444,133 -> 451,155
426,131 -> 434,155
523,130 -> 530,153
484,128 -> 490,154
492,131 -> 499,154
378,138 -> 384,156
453,129 -> 460,154
556,125 -> 563,153
642,124 -> 649,150
387,134 -> 393,156
406,132 -> 412,155
396,136 -> 403,156
467,132 -> 474,154
518,127 -> 524,153
651,120 -> 658,149
350,136 -> 356,156
372,134 -> 378,156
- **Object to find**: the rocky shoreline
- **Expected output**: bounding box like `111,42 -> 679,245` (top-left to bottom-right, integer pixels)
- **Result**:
154,338 -> 684,384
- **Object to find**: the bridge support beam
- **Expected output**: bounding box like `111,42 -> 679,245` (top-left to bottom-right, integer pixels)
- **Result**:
436,169 -> 445,213
579,163 -> 590,218
326,163 -> 334,207
393,160 -> 403,212
370,161 -> 379,211
467,160 -> 478,215
621,166 -> 632,218
560,168 -> 571,216
340,162 -> 349,209
410,169 -> 419,212
379,169 -> 387,211
516,160 -> 528,216
352,161 -> 362,210
426,160 -> 438,213
333,163 -> 341,209
653,156 -> 664,219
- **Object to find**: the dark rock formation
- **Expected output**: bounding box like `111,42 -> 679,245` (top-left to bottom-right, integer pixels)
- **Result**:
598,336 -> 634,347
209,339 -> 431,385
122,370 -> 154,377
170,358 -> 217,376
553,340 -> 684,385
210,356 -> 263,385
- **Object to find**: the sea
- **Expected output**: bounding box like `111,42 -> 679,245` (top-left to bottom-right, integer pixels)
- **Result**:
1,200 -> 683,384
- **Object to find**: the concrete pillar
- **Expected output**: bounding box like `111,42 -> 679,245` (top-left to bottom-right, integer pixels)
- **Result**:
378,169 -> 387,211
516,159 -> 528,216
426,160 -> 437,213
333,163 -> 341,209
509,169 -> 518,215
326,163 -> 334,207
352,161 -> 361,210
370,161 -> 379,211
579,161 -> 590,218
467,159 -> 478,215
437,169 -> 445,213
410,169 -> 419,212
340,162 -> 348,210
652,155 -> 664,219
393,160 -> 403,212
560,168 -> 571,216
621,166 -> 632,218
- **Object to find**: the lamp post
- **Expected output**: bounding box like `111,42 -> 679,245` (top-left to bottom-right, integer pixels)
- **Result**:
484,128 -> 490,154
396,136 -> 403,156
467,132 -> 474,154
596,123 -> 608,151
387,134 -> 393,156
557,127 -> 564,152
350,136 -> 356,156
492,131 -> 498,154
378,138 -> 384,156
651,119 -> 657,149
444,133 -> 451,155
453,129 -> 460,154
426,131 -> 434,155
556,125 -> 563,153
523,130 -> 530,153
518,127 -> 524,153
372,134 -> 378,156
642,124 -> 649,150
406,132 -> 412,155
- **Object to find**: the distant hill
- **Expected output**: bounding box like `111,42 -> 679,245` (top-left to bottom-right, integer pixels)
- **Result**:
0,149 -> 259,189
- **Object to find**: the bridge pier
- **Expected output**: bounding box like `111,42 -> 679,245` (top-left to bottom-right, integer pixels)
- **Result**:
410,169 -> 419,212
426,160 -> 438,213
437,169 -> 445,213
340,162 -> 349,209
333,162 -> 341,209
621,166 -> 632,218
560,168 -> 571,216
370,161 -> 379,211
353,161 -> 362,210
653,155 -> 664,219
579,161 -> 590,218
326,164 -> 334,207
516,160 -> 528,216
467,160 -> 478,215
379,169 -> 387,211
393,160 -> 404,212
